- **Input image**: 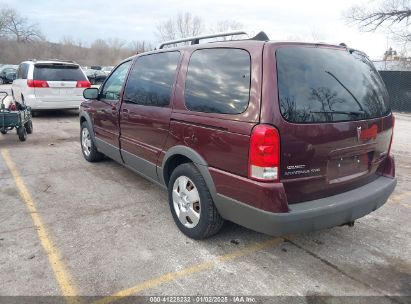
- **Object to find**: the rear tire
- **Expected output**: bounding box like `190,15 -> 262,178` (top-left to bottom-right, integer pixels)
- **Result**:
80,121 -> 104,162
0,78 -> 4,85
168,163 -> 224,239
17,127 -> 27,141
25,120 -> 33,134
1,129 -> 7,135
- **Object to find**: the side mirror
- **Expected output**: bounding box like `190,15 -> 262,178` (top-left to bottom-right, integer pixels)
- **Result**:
83,88 -> 99,99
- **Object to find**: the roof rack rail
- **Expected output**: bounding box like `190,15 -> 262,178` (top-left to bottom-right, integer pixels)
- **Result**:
157,30 -> 248,49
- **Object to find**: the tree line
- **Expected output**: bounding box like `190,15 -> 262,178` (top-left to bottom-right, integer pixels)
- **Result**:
0,6 -> 154,65
0,37 -> 154,66
0,6 -> 242,66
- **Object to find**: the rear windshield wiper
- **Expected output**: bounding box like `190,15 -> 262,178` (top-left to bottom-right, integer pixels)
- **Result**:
325,71 -> 365,113
310,110 -> 365,116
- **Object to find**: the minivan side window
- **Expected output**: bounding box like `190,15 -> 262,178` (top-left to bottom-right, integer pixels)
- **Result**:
185,48 -> 251,114
123,52 -> 180,107
100,61 -> 132,101
17,63 -> 29,79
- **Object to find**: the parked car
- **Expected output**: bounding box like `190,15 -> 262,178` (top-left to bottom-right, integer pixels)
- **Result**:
0,66 -> 17,84
84,69 -> 107,85
102,66 -> 114,75
12,60 -> 90,112
79,31 -> 396,239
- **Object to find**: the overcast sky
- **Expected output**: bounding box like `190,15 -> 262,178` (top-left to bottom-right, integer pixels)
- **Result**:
5,0 -> 399,60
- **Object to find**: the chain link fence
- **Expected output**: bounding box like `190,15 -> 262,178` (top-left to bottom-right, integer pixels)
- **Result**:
379,71 -> 411,113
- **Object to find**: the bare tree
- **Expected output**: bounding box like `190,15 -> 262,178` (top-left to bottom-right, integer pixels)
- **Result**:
310,28 -> 329,41
0,7 -> 43,42
130,40 -> 153,54
345,0 -> 410,43
210,20 -> 245,41
0,9 -> 6,34
107,38 -> 126,50
212,20 -> 243,32
156,12 -> 204,42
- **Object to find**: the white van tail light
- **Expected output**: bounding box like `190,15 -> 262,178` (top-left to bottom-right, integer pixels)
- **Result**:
76,80 -> 91,88
249,124 -> 280,182
27,79 -> 49,88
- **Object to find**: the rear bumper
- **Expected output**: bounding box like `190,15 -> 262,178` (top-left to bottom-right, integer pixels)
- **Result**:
214,176 -> 397,236
24,95 -> 84,110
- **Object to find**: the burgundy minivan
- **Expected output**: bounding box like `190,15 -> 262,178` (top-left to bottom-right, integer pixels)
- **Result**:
79,32 -> 396,239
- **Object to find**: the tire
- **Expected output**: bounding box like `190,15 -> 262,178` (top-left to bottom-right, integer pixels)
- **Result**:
168,163 -> 224,239
1,129 -> 7,134
17,127 -> 27,141
0,78 -> 4,85
25,120 -> 33,134
80,121 -> 104,162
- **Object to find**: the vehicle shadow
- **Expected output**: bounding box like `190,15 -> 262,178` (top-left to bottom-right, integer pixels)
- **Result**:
32,109 -> 79,118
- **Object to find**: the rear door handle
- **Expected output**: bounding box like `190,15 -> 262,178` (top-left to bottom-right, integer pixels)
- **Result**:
122,108 -> 129,119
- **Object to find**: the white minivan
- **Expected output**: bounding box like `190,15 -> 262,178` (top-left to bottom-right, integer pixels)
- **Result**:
12,60 -> 90,112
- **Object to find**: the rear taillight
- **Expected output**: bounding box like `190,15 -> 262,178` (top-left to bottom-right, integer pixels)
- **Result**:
27,79 -> 49,88
388,114 -> 395,155
249,124 -> 280,182
76,80 -> 91,88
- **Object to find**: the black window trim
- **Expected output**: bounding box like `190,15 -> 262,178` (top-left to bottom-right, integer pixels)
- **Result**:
183,47 -> 252,115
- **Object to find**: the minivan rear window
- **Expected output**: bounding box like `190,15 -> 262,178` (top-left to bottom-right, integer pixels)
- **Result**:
276,47 -> 390,123
34,64 -> 86,81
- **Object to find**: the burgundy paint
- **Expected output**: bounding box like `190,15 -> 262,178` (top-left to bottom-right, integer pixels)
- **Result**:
209,167 -> 288,212
120,103 -> 172,164
90,99 -> 121,147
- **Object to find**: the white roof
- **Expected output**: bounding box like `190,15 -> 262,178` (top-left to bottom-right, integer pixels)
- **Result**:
22,59 -> 78,66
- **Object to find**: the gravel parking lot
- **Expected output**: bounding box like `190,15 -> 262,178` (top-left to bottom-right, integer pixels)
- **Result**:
0,83 -> 410,303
